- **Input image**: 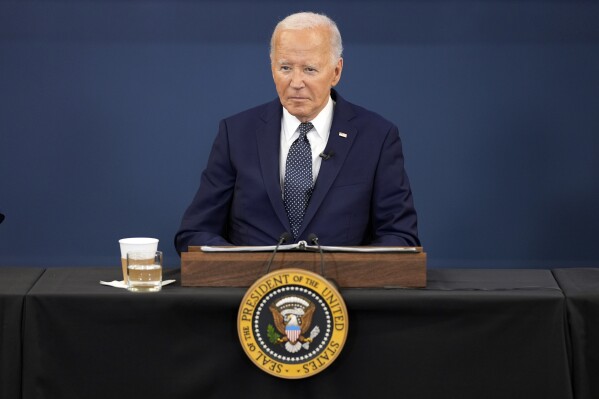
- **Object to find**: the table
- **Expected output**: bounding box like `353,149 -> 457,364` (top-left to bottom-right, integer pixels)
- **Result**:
553,268 -> 599,399
0,267 -> 44,399
21,268 -> 573,399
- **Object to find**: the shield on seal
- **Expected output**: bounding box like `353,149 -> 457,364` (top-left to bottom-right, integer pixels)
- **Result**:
285,324 -> 301,343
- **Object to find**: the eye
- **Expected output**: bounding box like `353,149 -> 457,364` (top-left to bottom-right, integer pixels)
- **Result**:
305,67 -> 317,73
280,65 -> 291,72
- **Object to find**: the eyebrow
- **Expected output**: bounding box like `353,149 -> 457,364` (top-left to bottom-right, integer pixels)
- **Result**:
275,60 -> 318,69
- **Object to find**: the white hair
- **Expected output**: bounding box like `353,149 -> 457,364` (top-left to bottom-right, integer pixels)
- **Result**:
270,12 -> 343,65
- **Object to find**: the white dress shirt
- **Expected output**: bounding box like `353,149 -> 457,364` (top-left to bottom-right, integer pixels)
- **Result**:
279,96 -> 334,190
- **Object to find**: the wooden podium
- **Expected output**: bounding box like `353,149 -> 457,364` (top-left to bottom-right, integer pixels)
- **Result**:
181,247 -> 426,288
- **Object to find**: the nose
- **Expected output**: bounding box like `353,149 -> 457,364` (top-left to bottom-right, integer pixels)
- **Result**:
290,69 -> 304,89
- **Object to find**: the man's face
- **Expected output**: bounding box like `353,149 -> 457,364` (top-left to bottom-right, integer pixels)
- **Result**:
271,27 -> 343,122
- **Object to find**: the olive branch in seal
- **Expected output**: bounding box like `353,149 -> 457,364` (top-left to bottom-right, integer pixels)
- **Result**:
267,324 -> 281,344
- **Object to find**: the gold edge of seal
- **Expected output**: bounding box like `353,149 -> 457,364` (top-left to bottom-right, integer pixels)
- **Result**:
237,268 -> 349,379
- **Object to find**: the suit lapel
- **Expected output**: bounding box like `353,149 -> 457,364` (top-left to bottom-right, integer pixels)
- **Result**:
299,93 -> 357,237
255,99 -> 292,233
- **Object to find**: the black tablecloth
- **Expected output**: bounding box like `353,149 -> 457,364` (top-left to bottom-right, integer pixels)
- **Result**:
0,267 -> 44,399
553,268 -> 599,399
21,268 -> 572,399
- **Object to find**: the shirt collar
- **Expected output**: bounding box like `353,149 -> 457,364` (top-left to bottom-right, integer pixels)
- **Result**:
282,96 -> 334,142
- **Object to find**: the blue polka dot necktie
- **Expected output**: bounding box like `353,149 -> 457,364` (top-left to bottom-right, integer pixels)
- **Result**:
284,122 -> 314,240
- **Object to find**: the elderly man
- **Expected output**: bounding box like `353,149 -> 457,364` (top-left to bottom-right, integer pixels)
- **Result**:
175,12 -> 419,251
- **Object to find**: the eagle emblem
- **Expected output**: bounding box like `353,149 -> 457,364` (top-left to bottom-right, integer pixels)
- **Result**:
269,295 -> 321,353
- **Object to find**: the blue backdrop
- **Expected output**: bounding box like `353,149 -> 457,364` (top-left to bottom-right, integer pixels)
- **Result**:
1,1 -> 598,268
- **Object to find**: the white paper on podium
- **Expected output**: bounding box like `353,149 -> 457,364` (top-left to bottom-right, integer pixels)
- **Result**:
200,243 -> 421,253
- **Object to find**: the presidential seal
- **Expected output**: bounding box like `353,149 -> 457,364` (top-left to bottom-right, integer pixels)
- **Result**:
238,268 -> 348,379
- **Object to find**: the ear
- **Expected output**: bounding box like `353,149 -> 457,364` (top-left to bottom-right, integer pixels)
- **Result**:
331,58 -> 343,87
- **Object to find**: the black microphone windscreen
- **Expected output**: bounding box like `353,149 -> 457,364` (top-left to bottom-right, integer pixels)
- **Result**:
281,232 -> 292,243
319,152 -> 333,160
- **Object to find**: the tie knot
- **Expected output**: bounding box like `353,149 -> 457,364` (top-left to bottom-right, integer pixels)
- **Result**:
299,122 -> 314,137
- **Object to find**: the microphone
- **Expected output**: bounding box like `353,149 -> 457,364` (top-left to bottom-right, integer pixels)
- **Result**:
263,232 -> 292,276
308,233 -> 340,289
319,151 -> 334,161
308,233 -> 325,277
0,213 -> 4,224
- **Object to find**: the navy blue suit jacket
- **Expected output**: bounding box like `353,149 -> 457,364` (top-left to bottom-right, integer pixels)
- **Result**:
175,91 -> 419,251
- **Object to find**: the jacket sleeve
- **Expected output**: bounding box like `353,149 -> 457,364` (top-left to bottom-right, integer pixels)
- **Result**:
369,125 -> 420,246
174,120 -> 235,253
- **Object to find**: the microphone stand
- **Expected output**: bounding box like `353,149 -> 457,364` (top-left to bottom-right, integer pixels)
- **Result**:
308,233 -> 325,277
262,232 -> 291,276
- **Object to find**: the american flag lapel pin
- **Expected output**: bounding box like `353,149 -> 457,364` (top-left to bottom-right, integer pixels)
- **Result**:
338,132 -> 347,138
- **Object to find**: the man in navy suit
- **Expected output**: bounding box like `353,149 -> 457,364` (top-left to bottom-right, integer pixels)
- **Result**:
175,12 -> 419,251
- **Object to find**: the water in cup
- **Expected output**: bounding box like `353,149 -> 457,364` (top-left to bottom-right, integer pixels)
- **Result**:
127,251 -> 162,292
